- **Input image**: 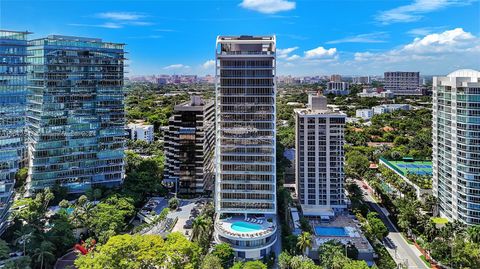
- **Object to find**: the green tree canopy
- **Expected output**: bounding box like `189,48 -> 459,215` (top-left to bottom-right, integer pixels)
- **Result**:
75,233 -> 201,269
212,243 -> 234,268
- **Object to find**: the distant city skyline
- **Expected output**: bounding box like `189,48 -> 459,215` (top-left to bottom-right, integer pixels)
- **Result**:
2,0 -> 479,76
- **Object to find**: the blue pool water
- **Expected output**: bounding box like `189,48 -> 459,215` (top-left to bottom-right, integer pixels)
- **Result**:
231,221 -> 262,233
315,226 -> 348,237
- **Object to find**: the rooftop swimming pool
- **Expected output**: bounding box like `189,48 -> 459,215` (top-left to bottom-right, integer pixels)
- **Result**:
315,226 -> 348,237
231,221 -> 262,233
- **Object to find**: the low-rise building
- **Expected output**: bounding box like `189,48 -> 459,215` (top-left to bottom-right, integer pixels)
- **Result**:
127,123 -> 155,143
357,88 -> 394,98
355,109 -> 374,120
352,76 -> 370,84
324,81 -> 350,95
372,104 -> 410,115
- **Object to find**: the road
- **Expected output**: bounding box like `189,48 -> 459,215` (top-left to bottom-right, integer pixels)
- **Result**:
357,180 -> 428,269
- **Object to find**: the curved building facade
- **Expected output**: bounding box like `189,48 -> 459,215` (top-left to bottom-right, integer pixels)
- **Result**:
433,69 -> 480,224
214,35 -> 277,260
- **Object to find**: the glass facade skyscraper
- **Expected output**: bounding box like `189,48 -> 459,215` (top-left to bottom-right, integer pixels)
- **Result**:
0,30 -> 29,234
26,35 -> 125,193
433,69 -> 480,225
214,36 -> 277,260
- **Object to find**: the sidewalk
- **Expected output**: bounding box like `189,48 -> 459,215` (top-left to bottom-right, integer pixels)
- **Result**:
357,180 -> 428,269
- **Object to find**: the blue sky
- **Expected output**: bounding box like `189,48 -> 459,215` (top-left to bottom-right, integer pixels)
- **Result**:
2,0 -> 479,76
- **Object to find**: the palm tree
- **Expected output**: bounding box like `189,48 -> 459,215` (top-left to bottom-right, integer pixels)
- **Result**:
424,219 -> 437,241
14,226 -> 33,255
32,241 -> 55,269
296,232 -> 312,255
191,217 -> 209,243
467,226 -> 480,243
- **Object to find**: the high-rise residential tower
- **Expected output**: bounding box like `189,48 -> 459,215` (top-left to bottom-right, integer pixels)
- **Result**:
163,96 -> 215,195
295,94 -> 346,218
432,69 -> 480,225
214,35 -> 277,260
384,71 -> 422,96
0,30 -> 30,234
26,35 -> 125,193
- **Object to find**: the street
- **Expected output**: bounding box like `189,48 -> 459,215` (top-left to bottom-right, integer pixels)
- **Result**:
357,180 -> 428,269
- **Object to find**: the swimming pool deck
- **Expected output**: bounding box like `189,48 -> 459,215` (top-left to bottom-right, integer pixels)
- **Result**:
309,214 -> 373,253
215,216 -> 276,240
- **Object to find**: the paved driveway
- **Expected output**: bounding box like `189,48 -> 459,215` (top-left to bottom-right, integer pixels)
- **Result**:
357,180 -> 428,269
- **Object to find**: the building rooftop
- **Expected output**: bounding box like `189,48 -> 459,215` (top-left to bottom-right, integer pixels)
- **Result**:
217,35 -> 275,42
447,69 -> 480,78
295,107 -> 346,116
0,30 -> 31,40
174,96 -> 213,111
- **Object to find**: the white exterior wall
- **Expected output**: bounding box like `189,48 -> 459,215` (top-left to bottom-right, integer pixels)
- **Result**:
214,35 -> 277,260
295,105 -> 347,212
355,109 -> 373,120
128,124 -> 154,143
433,69 -> 480,225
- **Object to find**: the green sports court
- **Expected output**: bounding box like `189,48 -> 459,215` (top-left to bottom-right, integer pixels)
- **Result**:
380,158 -> 433,176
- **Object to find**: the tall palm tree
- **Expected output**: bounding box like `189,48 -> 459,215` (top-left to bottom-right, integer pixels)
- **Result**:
14,226 -> 33,255
191,217 -> 209,243
32,241 -> 55,269
296,232 -> 312,255
467,225 -> 480,243
424,219 -> 437,241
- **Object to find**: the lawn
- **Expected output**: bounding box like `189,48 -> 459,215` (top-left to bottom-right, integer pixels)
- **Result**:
431,217 -> 449,225
420,255 -> 430,266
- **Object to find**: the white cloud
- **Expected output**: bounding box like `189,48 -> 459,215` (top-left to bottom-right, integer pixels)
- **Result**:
403,28 -> 475,53
376,0 -> 475,24
277,47 -> 298,59
240,0 -> 296,14
353,28 -> 479,64
326,32 -> 388,44
163,64 -> 191,70
407,27 -> 446,36
276,28 -> 480,76
202,60 -> 215,69
96,12 -> 145,21
71,11 -> 151,29
68,22 -> 123,29
286,54 -> 300,61
304,46 -> 337,59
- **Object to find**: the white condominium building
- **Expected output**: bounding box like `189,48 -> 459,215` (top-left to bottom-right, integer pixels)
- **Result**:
127,123 -> 154,143
214,35 -> 277,260
433,69 -> 480,225
324,81 -> 350,95
295,94 -> 347,218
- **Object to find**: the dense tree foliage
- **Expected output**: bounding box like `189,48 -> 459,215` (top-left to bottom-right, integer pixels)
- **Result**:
212,243 -> 235,268
86,195 -> 135,243
75,233 -> 202,269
